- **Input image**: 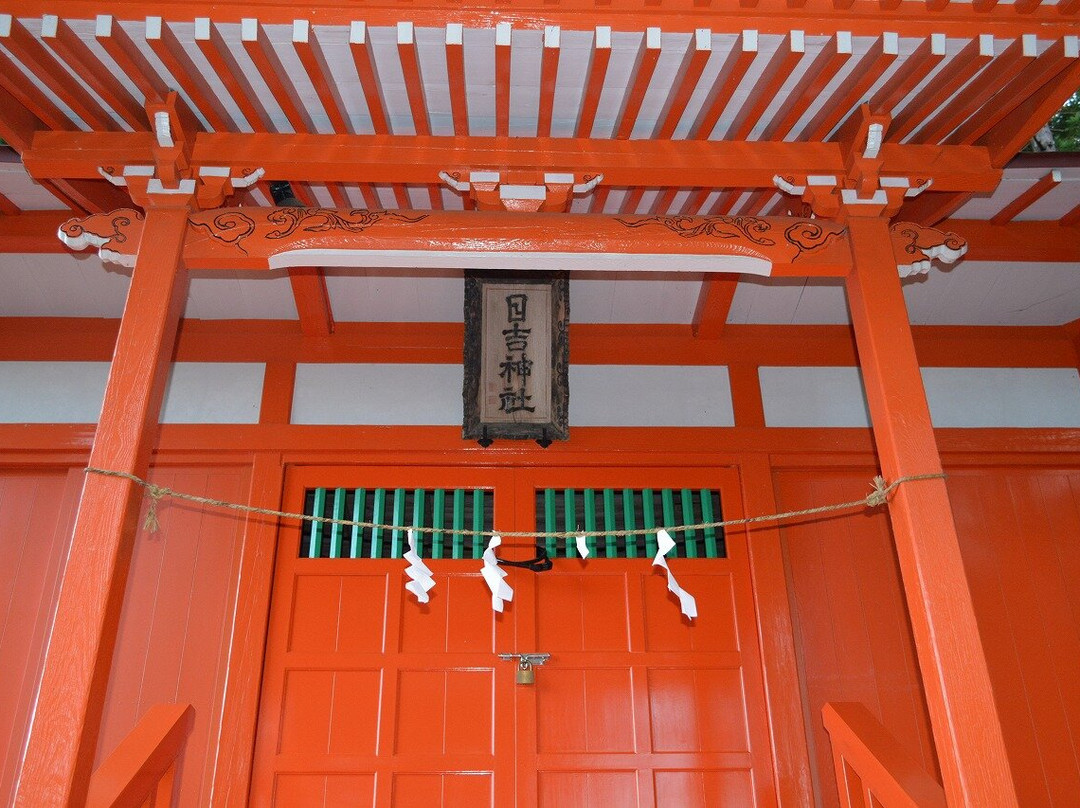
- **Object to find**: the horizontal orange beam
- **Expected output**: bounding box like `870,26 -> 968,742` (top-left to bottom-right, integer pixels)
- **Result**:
23,131 -> 1001,193
1,318 -> 1074,370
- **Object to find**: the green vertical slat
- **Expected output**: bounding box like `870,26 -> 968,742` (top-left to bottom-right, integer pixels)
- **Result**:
432,489 -> 445,559
583,489 -> 597,556
329,487 -> 346,559
563,488 -> 576,559
642,489 -> 658,557
308,488 -> 326,558
371,488 -> 386,558
452,489 -> 465,559
661,489 -> 676,556
544,489 -> 557,559
701,489 -> 718,558
622,488 -> 637,558
349,488 -> 366,558
411,488 -> 425,557
472,489 -> 485,559
603,488 -> 617,558
681,488 -> 698,558
391,487 -> 406,558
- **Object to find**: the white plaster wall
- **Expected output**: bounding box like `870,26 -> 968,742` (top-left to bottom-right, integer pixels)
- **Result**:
0,362 -> 110,422
292,364 -> 465,425
569,366 -> 734,427
0,361 -> 265,424
922,367 -> 1080,428
759,366 -> 872,427
159,363 -> 266,424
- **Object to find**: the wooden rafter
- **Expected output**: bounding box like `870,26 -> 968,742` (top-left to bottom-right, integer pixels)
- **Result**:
397,22 -> 431,137
194,19 -> 275,132
294,20 -> 353,135
989,170 -> 1061,224
575,27 -> 612,138
692,274 -> 740,339
146,17 -> 233,131
614,27 -> 662,139
653,28 -> 711,139
691,30 -> 756,139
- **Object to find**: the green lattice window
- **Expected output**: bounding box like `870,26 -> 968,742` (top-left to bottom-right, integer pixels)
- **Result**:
536,487 -> 725,559
300,487 -> 494,559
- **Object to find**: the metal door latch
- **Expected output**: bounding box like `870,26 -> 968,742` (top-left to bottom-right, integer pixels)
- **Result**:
498,652 -> 550,685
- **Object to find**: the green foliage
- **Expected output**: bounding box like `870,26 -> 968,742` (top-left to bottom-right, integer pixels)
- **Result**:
1049,90 -> 1080,151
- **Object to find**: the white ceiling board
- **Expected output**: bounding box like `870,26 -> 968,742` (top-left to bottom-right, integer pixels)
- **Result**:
629,31 -> 693,140
185,272 -> 298,319
0,162 -> 69,210
509,28 -> 543,138
727,276 -> 850,324
313,24 -> 377,135
0,253 -> 129,317
904,261 -> 1080,325
572,276 -> 701,324
953,167 -> 1080,220
464,27 -> 497,136
324,271 -> 464,322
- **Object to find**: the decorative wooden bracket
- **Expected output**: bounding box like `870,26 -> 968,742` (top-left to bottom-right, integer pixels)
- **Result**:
439,170 -> 602,212
773,107 -> 932,221
97,92 -> 263,210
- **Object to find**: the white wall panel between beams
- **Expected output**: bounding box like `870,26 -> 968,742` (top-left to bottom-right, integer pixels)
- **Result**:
160,362 -> 265,423
292,363 -> 463,424
569,365 -> 734,427
760,366 -> 871,427
922,367 -> 1080,428
0,361 -> 110,422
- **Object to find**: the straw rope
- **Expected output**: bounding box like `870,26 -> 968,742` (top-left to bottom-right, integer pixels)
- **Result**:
85,466 -> 945,538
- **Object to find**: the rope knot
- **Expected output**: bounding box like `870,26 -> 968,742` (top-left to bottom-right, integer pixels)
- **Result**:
143,484 -> 166,533
865,475 -> 890,508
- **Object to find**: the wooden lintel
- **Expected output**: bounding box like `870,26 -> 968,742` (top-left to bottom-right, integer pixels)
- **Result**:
22,131 -> 1002,193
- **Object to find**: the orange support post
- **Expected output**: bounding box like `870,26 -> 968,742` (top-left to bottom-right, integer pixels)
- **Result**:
15,203 -> 191,808
843,214 -> 1017,808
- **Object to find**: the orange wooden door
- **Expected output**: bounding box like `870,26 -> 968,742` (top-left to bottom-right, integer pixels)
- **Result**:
250,464 -> 777,808
511,466 -> 777,808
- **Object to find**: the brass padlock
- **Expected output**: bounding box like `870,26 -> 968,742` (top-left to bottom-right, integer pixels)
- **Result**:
516,659 -> 535,685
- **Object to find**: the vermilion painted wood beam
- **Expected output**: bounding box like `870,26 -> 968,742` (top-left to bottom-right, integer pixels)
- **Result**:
980,42 -> 1080,166
0,191 -> 19,215
1060,199 -> 1080,226
990,170 -> 1061,224
22,131 -> 1002,193
15,203 -> 192,808
805,34 -> 897,141
729,32 -> 802,140
445,24 -> 469,136
294,20 -> 352,135
653,29 -> 711,139
0,47 -> 71,133
48,178 -> 129,214
0,84 -> 45,152
690,31 -> 757,139
537,26 -> 561,138
691,274 -> 740,339
146,17 -> 233,132
844,214 -> 1018,808
614,27 -> 662,139
397,22 -> 431,137
576,28 -> 611,138
288,267 -> 335,336
45,19 -> 146,132
349,23 -> 390,135
243,21 -> 315,134
762,34 -> 850,140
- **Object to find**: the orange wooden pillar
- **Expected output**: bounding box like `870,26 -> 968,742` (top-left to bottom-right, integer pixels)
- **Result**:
843,214 -> 1016,808
16,202 -> 192,808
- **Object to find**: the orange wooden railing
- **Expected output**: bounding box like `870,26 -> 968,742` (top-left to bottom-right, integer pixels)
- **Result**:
86,703 -> 195,808
823,702 -> 947,808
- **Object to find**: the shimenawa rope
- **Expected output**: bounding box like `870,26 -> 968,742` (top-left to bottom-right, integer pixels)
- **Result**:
84,467 -> 945,538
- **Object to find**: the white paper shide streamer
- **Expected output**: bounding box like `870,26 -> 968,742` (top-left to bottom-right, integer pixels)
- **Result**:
653,529 -> 698,619
481,534 -> 514,612
575,535 -> 590,559
403,529 -> 436,603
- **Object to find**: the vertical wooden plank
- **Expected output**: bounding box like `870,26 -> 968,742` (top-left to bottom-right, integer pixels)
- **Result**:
212,454 -> 285,808
544,488 -> 558,558
350,488 -> 366,559
701,489 -> 718,558
680,488 -> 698,558
411,488 -> 425,556
309,488 -> 326,559
16,204 -> 191,808
391,488 -> 406,559
622,488 -> 637,558
642,489 -> 658,557
583,489 -> 598,557
562,488 -> 576,559
329,488 -> 346,559
432,489 -> 445,559
845,213 -> 1017,808
602,488 -> 617,557
371,489 -> 386,559
452,489 -> 465,559
472,489 -> 484,559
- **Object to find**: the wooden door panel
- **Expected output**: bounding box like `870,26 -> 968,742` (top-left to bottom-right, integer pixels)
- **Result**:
652,769 -> 756,806
537,771 -> 640,806
646,668 -> 751,752
641,571 -> 740,653
535,572 -> 631,652
392,772 -> 493,804
278,668 -> 381,755
273,773 -> 376,807
536,667 -> 638,753
287,572 -> 388,653
398,572 -> 496,653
